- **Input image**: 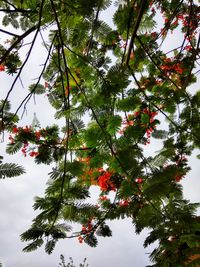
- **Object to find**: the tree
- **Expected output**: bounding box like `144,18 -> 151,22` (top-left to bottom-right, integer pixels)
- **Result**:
0,0 -> 200,266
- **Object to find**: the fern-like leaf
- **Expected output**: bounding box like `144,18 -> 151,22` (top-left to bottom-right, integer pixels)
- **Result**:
151,129 -> 168,139
84,233 -> 98,247
0,163 -> 25,178
6,141 -> 23,154
45,239 -> 56,254
22,239 -> 44,252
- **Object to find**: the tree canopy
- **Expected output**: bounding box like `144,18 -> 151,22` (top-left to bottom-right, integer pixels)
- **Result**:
0,0 -> 200,266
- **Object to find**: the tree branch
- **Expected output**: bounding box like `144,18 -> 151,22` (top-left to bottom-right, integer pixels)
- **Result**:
0,25 -> 37,65
125,0 -> 147,65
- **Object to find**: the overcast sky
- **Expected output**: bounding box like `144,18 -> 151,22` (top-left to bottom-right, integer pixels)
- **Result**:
0,2 -> 200,267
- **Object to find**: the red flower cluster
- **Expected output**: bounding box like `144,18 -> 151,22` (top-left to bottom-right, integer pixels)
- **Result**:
119,108 -> 158,144
161,58 -> 184,75
97,171 -> 116,191
10,126 -> 41,157
12,126 -> 44,141
78,219 -> 94,244
177,13 -> 199,32
0,65 -> 5,71
81,219 -> 93,235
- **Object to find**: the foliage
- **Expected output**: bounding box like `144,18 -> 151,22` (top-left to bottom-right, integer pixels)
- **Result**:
58,255 -> 89,267
0,0 -> 200,266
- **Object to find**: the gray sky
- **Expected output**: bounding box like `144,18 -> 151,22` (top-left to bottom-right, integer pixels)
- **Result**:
0,2 -> 200,267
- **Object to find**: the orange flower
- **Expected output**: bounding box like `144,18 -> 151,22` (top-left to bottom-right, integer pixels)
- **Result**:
97,171 -> 116,191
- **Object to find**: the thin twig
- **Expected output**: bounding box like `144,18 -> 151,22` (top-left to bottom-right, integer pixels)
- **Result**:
0,28 -> 19,37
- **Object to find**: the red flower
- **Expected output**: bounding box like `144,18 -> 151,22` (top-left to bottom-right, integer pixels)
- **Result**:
35,131 -> 41,140
178,14 -> 184,20
134,111 -> 140,117
97,171 -> 116,191
119,199 -> 129,207
175,174 -> 184,182
8,135 -> 15,144
78,236 -> 84,243
185,45 -> 192,51
0,65 -> 5,72
174,63 -> 184,74
81,226 -> 87,234
12,127 -> 19,134
99,195 -> 108,201
29,151 -> 39,157
23,125 -> 31,132
136,178 -> 143,184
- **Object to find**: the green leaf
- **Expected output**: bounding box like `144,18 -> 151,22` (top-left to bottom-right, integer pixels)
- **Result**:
66,161 -> 84,176
151,129 -> 168,139
84,233 -> 98,247
96,223 -> 112,237
0,163 -> 25,178
23,239 -> 44,252
45,239 -> 56,254
106,115 -> 122,135
6,141 -> 23,154
11,19 -> 19,29
2,15 -> 9,26
29,84 -> 46,95
141,113 -> 149,124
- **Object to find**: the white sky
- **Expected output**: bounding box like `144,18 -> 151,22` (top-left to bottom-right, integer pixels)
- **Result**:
0,2 -> 200,267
